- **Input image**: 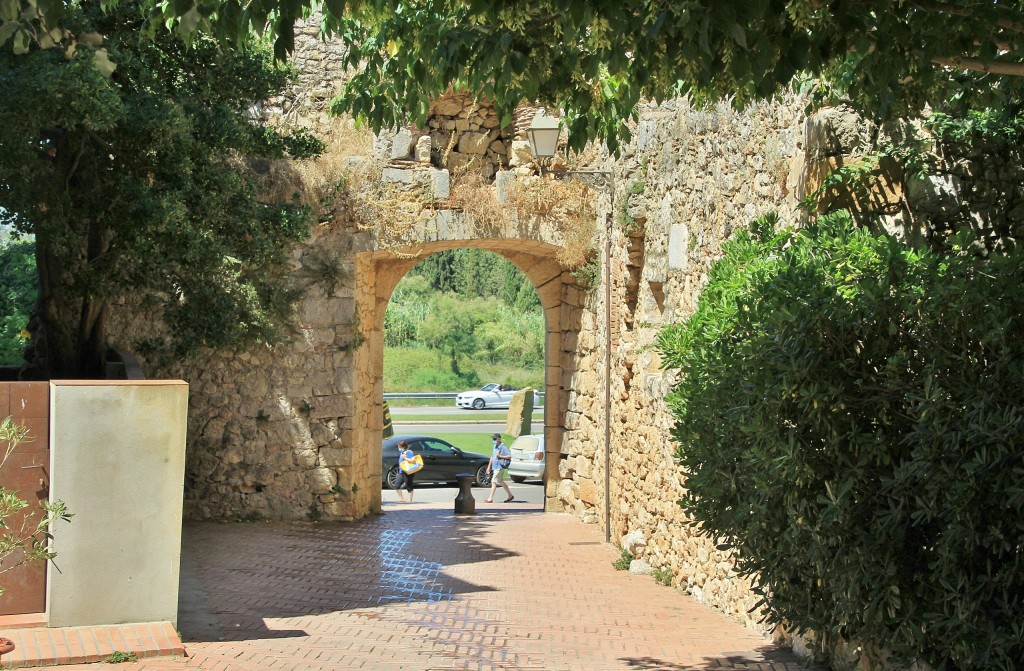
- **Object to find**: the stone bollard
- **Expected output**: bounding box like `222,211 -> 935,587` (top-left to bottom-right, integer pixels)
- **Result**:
454,473 -> 476,514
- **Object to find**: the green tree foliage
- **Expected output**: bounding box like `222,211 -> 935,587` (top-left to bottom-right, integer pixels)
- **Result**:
384,251 -> 544,372
657,212 -> 1024,670
0,237 -> 36,366
322,0 -> 1024,153
383,275 -> 433,348
408,249 -> 540,310
417,295 -> 487,377
0,4 -> 322,378
474,311 -> 544,367
8,2 -> 1022,152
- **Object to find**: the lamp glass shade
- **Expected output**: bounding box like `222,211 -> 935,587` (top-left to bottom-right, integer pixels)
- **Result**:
527,113 -> 561,158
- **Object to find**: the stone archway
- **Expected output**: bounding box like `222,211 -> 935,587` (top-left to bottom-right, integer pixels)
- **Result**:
352,238 -> 586,511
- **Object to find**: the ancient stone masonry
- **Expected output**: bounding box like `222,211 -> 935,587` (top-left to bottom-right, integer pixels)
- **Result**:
549,96 -> 811,631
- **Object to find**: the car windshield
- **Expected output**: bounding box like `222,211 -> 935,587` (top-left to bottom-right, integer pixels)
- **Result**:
420,439 -> 453,453
511,436 -> 540,451
481,383 -> 498,391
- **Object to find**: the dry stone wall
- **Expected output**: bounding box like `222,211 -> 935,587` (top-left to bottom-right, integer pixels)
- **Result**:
550,96 -> 809,630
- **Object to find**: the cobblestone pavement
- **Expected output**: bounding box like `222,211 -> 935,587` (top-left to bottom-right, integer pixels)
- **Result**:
31,498 -> 817,671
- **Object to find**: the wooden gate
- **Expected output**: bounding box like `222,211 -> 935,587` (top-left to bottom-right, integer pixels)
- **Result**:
0,382 -> 50,616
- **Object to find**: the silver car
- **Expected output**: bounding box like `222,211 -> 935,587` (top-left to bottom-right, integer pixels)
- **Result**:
507,434 -> 545,483
455,383 -> 518,410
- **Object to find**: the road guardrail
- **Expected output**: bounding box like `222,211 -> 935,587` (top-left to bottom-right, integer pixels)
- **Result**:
383,391 -> 545,400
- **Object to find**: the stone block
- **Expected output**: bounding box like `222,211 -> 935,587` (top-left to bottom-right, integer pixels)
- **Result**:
458,131 -> 492,155
381,167 -> 418,186
415,135 -> 432,163
432,97 -> 464,116
391,128 -> 415,159
319,446 -> 353,467
628,558 -> 652,575
577,477 -> 599,504
428,168 -> 451,200
668,224 -> 689,271
508,140 -> 534,167
310,394 -> 351,419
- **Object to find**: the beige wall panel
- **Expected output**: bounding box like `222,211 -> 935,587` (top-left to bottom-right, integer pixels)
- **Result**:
47,381 -> 188,627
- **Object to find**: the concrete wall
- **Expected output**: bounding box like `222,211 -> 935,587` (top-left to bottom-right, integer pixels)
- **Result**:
47,380 -> 188,627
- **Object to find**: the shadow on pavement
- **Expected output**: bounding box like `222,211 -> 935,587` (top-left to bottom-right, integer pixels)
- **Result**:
177,512 -> 522,643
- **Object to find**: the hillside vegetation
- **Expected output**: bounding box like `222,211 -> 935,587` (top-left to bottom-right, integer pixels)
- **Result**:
383,249 -> 545,392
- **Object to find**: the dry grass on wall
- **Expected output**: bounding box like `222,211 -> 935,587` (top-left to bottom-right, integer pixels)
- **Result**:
447,168 -> 598,269
245,112 -> 599,265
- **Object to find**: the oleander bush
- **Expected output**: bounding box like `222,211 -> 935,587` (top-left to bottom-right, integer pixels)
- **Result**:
1,416 -> 72,594
657,211 -> 1024,670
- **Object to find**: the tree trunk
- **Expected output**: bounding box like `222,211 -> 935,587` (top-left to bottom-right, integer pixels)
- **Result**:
24,230 -> 110,380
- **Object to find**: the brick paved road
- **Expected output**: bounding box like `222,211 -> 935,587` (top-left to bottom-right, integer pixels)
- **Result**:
37,499 -> 815,671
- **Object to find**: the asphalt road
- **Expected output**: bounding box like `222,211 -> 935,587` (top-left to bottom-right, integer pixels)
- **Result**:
389,406 -> 503,417
393,421 -> 507,435
381,479 -> 545,505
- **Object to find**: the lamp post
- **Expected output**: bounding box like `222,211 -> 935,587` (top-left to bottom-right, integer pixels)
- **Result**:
527,110 -> 614,195
527,110 -> 615,543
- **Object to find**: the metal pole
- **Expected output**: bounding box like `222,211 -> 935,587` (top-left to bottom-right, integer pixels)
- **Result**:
604,211 -> 612,543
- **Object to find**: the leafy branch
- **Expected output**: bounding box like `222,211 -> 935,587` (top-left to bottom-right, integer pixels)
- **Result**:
0,416 -> 72,596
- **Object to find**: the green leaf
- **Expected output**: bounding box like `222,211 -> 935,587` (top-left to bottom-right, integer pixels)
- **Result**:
92,47 -> 116,77
12,26 -> 28,53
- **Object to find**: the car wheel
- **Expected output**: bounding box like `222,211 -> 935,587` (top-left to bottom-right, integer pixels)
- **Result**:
511,476 -> 526,483
474,464 -> 491,487
386,465 -> 402,489
472,398 -> 485,410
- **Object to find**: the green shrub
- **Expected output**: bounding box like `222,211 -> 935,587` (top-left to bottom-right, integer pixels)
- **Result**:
612,549 -> 634,571
652,567 -> 673,587
657,211 -> 1024,670
407,367 -> 478,391
0,238 -> 36,367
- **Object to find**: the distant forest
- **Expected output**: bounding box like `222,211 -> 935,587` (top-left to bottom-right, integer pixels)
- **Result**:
384,249 -> 545,392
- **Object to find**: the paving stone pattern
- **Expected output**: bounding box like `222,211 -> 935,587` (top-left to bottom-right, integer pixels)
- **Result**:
32,500 -> 819,671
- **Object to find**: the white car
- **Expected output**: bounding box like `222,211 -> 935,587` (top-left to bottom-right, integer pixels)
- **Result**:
507,434 -> 545,483
455,383 -> 519,410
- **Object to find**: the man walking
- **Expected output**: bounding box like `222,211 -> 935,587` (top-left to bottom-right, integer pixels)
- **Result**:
485,433 -> 514,503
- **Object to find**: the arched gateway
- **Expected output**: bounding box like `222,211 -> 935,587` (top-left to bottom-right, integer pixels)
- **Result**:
353,238 -> 588,511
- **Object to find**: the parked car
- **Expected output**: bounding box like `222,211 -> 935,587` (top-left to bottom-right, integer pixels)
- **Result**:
455,383 -> 520,410
381,434 -> 493,488
507,434 -> 545,483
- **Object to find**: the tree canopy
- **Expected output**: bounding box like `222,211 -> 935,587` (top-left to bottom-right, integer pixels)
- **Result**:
0,3 -> 321,378
328,0 -> 1024,153
6,1 -> 1021,153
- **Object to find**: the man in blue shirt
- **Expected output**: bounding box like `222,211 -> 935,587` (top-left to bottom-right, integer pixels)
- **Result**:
485,433 -> 514,503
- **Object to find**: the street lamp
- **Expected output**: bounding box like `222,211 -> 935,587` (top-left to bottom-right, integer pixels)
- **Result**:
527,110 -> 613,195
527,108 -> 615,543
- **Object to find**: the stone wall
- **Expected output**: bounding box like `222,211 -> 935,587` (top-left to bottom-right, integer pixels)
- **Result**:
550,96 -> 809,630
